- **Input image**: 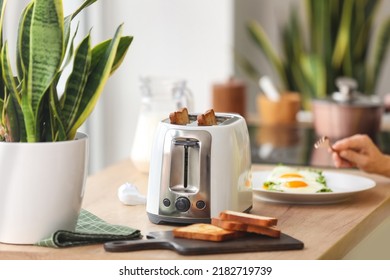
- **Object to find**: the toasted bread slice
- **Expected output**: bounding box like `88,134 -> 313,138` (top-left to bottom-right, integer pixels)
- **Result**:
245,224 -> 281,238
211,217 -> 247,231
172,223 -> 242,242
197,109 -> 217,126
219,210 -> 277,227
169,107 -> 190,125
211,217 -> 281,238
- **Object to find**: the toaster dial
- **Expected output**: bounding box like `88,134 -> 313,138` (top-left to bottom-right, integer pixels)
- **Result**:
175,197 -> 191,212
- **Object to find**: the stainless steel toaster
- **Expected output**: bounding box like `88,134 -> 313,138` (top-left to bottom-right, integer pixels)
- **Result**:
146,113 -> 252,224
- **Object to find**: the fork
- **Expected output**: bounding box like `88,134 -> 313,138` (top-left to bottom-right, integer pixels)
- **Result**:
314,136 -> 337,152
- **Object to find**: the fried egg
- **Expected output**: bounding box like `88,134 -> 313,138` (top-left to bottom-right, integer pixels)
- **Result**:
263,166 -> 332,193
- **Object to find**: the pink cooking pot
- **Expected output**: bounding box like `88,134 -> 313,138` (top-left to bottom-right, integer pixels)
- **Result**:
311,77 -> 384,140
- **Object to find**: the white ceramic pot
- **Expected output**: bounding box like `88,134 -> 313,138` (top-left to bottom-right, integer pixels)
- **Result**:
0,132 -> 89,244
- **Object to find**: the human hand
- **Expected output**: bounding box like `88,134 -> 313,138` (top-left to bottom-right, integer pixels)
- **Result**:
331,134 -> 390,177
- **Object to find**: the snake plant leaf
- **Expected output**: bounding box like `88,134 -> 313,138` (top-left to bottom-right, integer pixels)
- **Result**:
109,36 -> 133,75
300,54 -> 327,99
59,2 -> 96,94
4,94 -> 24,142
48,84 -> 66,141
0,98 -> 3,124
332,0 -> 353,68
63,0 -> 97,70
1,42 -> 27,141
59,24 -> 80,109
61,22 -> 79,74
38,90 -> 55,141
328,0 -> 343,49
308,0 -> 334,91
61,33 -> 91,136
1,50 -> 26,142
0,0 -> 132,142
29,0 -> 63,110
67,24 -> 124,139
89,36 -> 133,75
0,0 -> 5,43
20,91 -> 34,141
281,8 -> 305,91
25,0 -> 63,141
16,1 -> 34,82
291,62 -> 310,100
1,43 -> 19,103
353,0 -> 374,62
247,20 -> 288,87
57,23 -> 80,111
70,0 -> 98,20
0,0 -> 7,100
306,0 -> 329,55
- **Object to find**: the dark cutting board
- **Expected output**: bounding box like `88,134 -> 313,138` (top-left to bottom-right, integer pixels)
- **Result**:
104,231 -> 304,255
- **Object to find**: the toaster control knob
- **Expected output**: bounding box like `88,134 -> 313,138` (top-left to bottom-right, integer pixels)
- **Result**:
162,198 -> 171,207
175,197 -> 191,212
196,200 -> 206,210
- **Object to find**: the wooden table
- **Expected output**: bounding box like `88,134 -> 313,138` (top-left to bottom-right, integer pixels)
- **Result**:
2,159 -> 390,260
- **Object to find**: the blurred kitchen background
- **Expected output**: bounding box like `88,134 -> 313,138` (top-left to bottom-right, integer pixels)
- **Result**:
4,0 -> 390,174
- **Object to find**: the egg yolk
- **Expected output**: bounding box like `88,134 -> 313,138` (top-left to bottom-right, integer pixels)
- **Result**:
280,173 -> 308,188
286,181 -> 308,188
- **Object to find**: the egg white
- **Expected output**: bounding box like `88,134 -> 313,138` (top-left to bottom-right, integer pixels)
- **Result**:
264,166 -> 330,194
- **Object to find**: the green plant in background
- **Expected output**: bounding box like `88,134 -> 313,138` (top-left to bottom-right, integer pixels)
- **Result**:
243,0 -> 390,109
0,0 -> 132,142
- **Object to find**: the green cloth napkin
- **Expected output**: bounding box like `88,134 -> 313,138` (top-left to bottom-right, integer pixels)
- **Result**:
36,209 -> 141,248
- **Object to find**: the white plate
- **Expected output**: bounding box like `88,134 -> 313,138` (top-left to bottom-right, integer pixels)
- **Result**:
252,171 -> 376,204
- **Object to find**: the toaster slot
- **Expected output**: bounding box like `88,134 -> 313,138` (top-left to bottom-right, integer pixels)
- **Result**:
170,137 -> 200,194
187,114 -> 238,125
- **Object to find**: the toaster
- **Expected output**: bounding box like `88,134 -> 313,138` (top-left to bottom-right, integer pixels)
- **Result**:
146,113 -> 252,224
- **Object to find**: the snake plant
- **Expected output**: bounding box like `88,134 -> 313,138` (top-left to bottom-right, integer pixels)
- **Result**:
242,0 -> 390,109
0,0 -> 132,142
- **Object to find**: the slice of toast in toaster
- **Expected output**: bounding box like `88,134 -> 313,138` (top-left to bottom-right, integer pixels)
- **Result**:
219,210 -> 278,227
172,223 -> 243,242
197,109 -> 217,126
169,107 -> 190,125
211,217 -> 281,238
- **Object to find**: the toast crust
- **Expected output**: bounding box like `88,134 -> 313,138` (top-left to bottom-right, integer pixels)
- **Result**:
169,107 -> 190,125
172,223 -> 242,242
172,211 -> 280,242
197,109 -> 217,126
211,217 -> 281,238
219,210 -> 278,227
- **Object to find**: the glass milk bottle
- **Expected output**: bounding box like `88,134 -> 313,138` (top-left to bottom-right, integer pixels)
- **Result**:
131,77 -> 193,173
